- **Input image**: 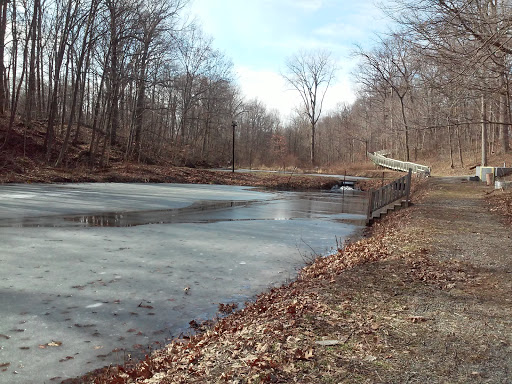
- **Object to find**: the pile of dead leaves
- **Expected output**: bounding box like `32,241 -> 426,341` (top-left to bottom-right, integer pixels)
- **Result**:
486,188 -> 512,225
299,232 -> 391,280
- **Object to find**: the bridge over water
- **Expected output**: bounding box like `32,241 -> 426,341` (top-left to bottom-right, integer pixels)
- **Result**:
368,151 -> 431,176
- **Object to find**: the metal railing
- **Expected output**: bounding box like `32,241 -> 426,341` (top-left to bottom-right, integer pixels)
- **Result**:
367,169 -> 412,223
368,151 -> 431,175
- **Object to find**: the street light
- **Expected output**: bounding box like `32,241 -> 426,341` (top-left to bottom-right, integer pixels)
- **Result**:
231,120 -> 237,173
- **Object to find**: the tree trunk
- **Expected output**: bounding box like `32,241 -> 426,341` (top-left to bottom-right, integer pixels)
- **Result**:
108,3 -> 120,145
45,0 -> 75,162
481,94 -> 488,167
2,0 -> 28,149
5,2 -> 28,150
399,94 -> 410,161
456,126 -> 464,168
133,43 -> 149,158
25,0 -> 39,125
56,0 -> 98,166
59,50 -> 71,138
36,1 -> 43,115
89,52 -> 108,165
448,123 -> 454,168
310,122 -> 315,166
501,79 -> 510,153
0,0 -> 7,116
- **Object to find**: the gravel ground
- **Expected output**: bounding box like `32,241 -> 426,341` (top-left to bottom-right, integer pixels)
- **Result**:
318,177 -> 512,383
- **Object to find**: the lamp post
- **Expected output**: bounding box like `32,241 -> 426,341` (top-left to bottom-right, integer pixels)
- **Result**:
231,120 -> 237,173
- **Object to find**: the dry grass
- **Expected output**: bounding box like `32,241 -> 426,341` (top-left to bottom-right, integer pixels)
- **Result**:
415,150 -> 512,176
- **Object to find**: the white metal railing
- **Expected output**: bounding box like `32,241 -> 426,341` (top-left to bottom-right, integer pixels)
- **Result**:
368,151 -> 431,175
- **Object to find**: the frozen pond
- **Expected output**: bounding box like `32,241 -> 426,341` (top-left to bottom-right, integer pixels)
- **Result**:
0,183 -> 367,383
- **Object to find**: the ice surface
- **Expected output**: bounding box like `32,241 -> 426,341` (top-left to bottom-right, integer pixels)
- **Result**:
0,183 -> 366,383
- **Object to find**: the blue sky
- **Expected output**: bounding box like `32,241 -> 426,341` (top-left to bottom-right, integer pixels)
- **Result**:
189,0 -> 392,120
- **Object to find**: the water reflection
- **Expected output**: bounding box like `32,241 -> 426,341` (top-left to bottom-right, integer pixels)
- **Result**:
0,190 -> 367,228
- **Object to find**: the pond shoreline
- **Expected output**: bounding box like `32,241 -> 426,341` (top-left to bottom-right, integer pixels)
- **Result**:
1,164 -> 347,191
0,183 -> 367,383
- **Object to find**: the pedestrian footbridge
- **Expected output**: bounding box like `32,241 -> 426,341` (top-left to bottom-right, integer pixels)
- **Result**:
368,151 -> 431,176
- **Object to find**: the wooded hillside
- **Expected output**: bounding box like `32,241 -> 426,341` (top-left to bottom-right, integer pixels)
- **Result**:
0,0 -> 510,174
350,0 -> 512,169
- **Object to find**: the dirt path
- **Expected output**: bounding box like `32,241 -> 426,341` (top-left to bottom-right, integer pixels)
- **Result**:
71,177 -> 512,383
318,177 -> 512,383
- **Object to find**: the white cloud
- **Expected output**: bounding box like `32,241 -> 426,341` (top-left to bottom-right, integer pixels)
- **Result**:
288,0 -> 324,11
314,23 -> 362,40
235,66 -> 294,114
235,65 -> 356,122
322,78 -> 357,111
187,0 -> 394,122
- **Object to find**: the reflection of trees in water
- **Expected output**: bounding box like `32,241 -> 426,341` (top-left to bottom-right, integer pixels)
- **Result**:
72,214 -> 127,227
295,192 -> 364,216
3,192 -> 367,228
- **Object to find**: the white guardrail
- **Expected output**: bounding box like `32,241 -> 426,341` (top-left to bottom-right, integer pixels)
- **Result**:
368,151 -> 431,175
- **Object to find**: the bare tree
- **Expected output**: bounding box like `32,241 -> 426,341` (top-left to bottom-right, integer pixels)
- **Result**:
45,0 -> 80,162
282,50 -> 336,166
0,0 -> 7,116
356,34 -> 418,161
131,0 -> 187,159
387,0 -> 511,156
55,0 -> 100,166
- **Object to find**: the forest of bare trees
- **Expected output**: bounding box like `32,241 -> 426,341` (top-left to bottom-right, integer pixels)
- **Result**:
0,0 -> 510,171
346,0 -> 512,169
0,0 -> 288,169
285,0 -> 512,170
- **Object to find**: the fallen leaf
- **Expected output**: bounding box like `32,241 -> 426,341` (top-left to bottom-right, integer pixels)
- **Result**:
315,340 -> 342,346
408,316 -> 429,323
